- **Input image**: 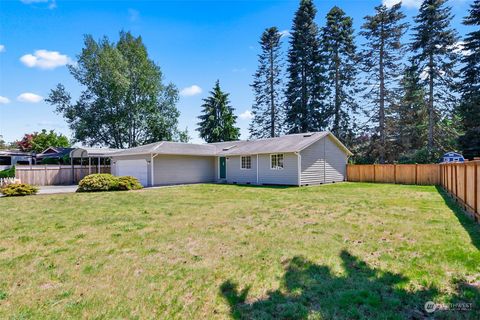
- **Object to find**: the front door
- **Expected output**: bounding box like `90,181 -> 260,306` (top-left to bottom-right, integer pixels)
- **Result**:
219,157 -> 226,179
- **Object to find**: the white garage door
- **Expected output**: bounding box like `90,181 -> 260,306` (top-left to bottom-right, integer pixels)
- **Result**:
116,159 -> 148,187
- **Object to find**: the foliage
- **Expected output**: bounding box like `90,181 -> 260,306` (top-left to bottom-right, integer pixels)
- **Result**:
77,174 -> 120,192
197,80 -> 240,143
16,129 -> 70,153
411,0 -> 460,155
117,176 -> 143,191
249,27 -> 284,139
77,174 -> 143,192
0,183 -> 38,197
360,3 -> 408,163
46,31 -> 184,149
0,166 -> 15,178
321,6 -> 359,146
458,0 -> 480,159
285,0 -> 329,133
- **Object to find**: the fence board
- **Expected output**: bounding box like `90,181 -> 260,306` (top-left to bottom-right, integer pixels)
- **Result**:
15,165 -> 110,186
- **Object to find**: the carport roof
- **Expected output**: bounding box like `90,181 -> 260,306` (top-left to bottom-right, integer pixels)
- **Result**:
110,132 -> 353,157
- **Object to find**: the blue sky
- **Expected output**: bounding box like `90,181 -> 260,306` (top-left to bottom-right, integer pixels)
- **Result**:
0,0 -> 474,145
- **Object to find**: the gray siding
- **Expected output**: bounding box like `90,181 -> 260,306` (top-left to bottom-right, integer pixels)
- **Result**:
324,137 -> 347,182
258,153 -> 299,185
223,155 -> 257,184
299,136 -> 347,185
300,138 -> 326,185
153,155 -> 215,185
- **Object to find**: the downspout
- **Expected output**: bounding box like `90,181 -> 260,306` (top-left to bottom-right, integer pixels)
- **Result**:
323,138 -> 326,183
150,153 -> 160,187
256,154 -> 259,185
295,152 -> 301,186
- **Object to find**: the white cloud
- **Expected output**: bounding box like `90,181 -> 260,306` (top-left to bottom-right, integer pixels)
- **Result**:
17,92 -> 43,103
180,85 -> 202,97
21,0 -> 56,9
449,41 -> 471,56
0,45 -> 5,53
383,0 -> 422,8
239,110 -> 253,120
20,49 -> 72,70
128,9 -> 139,22
279,30 -> 291,38
0,96 -> 10,104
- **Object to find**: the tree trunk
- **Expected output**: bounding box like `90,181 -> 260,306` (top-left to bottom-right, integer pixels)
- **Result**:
334,46 -> 340,136
428,54 -> 434,155
379,24 -> 386,164
269,46 -> 275,138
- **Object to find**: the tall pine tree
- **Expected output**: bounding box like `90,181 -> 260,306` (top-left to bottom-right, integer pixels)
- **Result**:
321,6 -> 359,145
458,0 -> 480,159
285,0 -> 328,133
411,0 -> 459,158
249,27 -> 284,139
360,3 -> 408,163
197,80 -> 240,143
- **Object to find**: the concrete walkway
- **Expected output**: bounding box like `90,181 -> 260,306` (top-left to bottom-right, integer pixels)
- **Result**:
37,185 -> 78,195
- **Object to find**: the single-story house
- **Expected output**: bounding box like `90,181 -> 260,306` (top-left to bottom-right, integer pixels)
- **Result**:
110,132 -> 352,187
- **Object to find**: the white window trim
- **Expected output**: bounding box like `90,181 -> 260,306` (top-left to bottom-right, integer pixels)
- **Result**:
240,155 -> 252,170
270,153 -> 284,170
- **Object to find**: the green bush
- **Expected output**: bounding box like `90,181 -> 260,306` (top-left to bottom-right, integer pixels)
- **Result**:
77,174 -> 143,192
0,166 -> 15,178
0,183 -> 38,197
77,174 -> 119,192
117,176 -> 143,191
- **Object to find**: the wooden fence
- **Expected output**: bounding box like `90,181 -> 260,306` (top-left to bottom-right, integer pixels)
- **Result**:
347,164 -> 441,185
347,162 -> 480,221
15,165 -> 110,186
440,161 -> 480,221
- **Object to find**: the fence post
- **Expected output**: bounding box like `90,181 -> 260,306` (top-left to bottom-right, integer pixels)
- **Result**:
394,164 -> 397,184
475,163 -> 478,216
373,164 -> 376,183
464,163 -> 467,205
415,164 -> 418,185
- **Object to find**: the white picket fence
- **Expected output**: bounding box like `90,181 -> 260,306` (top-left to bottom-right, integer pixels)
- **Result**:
0,177 -> 19,187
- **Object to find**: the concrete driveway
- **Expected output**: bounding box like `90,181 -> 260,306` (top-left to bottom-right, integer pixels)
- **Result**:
37,185 -> 78,195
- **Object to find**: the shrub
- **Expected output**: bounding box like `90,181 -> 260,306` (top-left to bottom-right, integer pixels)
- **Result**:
117,176 -> 143,191
0,166 -> 15,179
76,174 -> 143,192
77,174 -> 119,192
0,183 -> 38,197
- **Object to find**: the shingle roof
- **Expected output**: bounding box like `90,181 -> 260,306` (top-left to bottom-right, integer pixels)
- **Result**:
109,132 -> 352,157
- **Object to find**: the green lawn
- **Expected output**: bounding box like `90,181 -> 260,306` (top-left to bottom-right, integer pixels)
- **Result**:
0,183 -> 479,319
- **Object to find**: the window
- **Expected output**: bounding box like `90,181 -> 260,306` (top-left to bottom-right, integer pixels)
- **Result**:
270,154 -> 284,170
241,156 -> 251,169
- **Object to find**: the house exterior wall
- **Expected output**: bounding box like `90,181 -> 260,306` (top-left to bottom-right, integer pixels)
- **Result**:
299,136 -> 347,185
223,155 -> 258,184
153,154 -> 215,185
219,153 -> 299,185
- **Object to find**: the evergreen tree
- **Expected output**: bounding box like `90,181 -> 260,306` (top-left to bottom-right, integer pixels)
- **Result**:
458,0 -> 480,159
285,0 -> 328,133
360,3 -> 408,163
411,0 -> 459,158
197,81 -> 240,143
249,27 -> 284,139
393,59 -> 428,161
321,6 -> 359,145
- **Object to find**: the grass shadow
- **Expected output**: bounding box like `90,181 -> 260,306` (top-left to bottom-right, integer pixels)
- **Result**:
220,250 -> 479,319
435,185 -> 480,251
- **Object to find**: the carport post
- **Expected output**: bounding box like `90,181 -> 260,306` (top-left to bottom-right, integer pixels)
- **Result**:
98,156 -> 100,173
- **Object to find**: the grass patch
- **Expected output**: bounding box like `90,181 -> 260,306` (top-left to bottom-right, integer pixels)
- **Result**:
0,183 -> 479,319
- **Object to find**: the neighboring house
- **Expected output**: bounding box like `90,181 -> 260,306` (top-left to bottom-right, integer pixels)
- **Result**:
37,147 -> 76,164
110,132 -> 352,187
0,150 -> 34,170
441,152 -> 465,163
